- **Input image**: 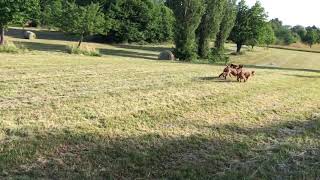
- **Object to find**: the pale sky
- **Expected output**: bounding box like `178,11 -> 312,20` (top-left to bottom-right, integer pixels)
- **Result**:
245,0 -> 320,27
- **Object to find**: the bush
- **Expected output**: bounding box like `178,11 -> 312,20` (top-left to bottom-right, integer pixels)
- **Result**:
208,48 -> 230,63
0,41 -> 27,54
66,45 -> 101,57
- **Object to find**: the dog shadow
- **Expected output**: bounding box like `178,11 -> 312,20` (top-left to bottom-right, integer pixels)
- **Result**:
196,76 -> 238,83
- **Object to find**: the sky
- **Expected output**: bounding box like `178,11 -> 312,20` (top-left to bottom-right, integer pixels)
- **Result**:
245,0 -> 320,27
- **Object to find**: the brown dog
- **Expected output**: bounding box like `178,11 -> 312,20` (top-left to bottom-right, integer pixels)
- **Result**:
218,64 -> 243,79
237,70 -> 255,82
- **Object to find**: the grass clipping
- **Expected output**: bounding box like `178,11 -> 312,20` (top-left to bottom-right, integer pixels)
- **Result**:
0,41 -> 27,54
67,44 -> 101,57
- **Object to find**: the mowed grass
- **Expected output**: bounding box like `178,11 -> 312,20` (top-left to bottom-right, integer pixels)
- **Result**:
227,45 -> 320,70
1,32 -> 320,179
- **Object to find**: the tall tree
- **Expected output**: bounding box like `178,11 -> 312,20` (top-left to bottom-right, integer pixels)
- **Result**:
107,0 -> 174,43
167,0 -> 205,61
260,23 -> 276,48
291,25 -> 306,41
246,1 -> 267,49
0,0 -> 39,45
229,0 -> 250,53
41,0 -> 63,29
215,0 -> 237,51
58,2 -> 106,48
196,0 -> 226,58
304,26 -> 319,48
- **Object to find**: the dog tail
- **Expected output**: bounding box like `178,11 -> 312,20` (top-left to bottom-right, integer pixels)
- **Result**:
251,71 -> 255,76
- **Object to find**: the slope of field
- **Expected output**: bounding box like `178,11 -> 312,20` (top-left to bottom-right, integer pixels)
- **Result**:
227,45 -> 320,70
1,29 -> 320,179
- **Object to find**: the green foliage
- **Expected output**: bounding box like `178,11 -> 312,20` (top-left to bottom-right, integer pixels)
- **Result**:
230,0 -> 268,52
304,26 -> 319,48
0,0 -> 40,44
67,44 -> 101,56
208,48 -> 229,63
196,0 -> 226,58
269,19 -> 298,45
229,0 -> 251,53
291,25 -> 306,41
167,0 -> 205,61
41,0 -> 63,29
215,0 -> 237,51
246,1 -> 267,49
107,0 -> 173,43
0,41 -> 27,53
248,1 -> 267,47
0,0 -> 40,27
58,2 -> 106,47
260,23 -> 276,47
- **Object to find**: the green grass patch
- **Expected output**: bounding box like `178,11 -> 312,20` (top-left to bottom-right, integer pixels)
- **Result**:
0,41 -> 27,54
1,29 -> 320,179
66,44 -> 101,57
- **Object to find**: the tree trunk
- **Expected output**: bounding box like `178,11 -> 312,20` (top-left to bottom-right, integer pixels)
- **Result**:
236,43 -> 242,53
77,34 -> 84,48
0,26 -> 4,45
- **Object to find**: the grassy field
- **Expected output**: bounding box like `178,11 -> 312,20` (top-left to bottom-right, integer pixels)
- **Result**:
1,29 -> 320,179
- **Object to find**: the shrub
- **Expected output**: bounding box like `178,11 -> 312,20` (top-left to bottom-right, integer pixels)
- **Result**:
0,41 -> 27,54
66,44 -> 101,57
208,48 -> 230,63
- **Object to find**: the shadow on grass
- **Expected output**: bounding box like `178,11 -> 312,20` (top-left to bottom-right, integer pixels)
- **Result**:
13,41 -> 68,53
99,48 -> 159,60
283,74 -> 320,79
11,40 -> 160,61
196,76 -> 238,83
112,44 -> 173,53
2,116 -> 319,179
7,28 -> 78,42
210,63 -> 320,73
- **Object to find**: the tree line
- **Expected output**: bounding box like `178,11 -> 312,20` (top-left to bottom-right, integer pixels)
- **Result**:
0,0 -> 319,61
271,18 -> 320,48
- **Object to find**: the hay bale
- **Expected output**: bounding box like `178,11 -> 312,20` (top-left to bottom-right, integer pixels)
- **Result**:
24,31 -> 36,40
158,50 -> 175,60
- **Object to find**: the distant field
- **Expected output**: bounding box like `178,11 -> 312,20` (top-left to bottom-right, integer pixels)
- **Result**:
271,42 -> 320,52
226,44 -> 320,70
1,28 -> 320,179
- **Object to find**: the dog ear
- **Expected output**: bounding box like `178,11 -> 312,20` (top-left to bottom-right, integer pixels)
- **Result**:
252,71 -> 255,75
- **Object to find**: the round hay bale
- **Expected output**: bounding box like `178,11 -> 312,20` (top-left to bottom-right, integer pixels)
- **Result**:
158,50 -> 175,60
24,31 -> 36,40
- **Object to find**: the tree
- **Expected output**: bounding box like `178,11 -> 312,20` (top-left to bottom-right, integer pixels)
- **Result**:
167,0 -> 205,61
270,19 -> 298,45
215,0 -> 237,51
304,26 -> 319,48
41,0 -> 63,29
291,25 -> 306,41
107,0 -> 174,43
246,1 -> 267,49
260,23 -> 275,48
196,0 -> 226,58
229,0 -> 250,53
58,2 -> 106,48
0,0 -> 39,45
